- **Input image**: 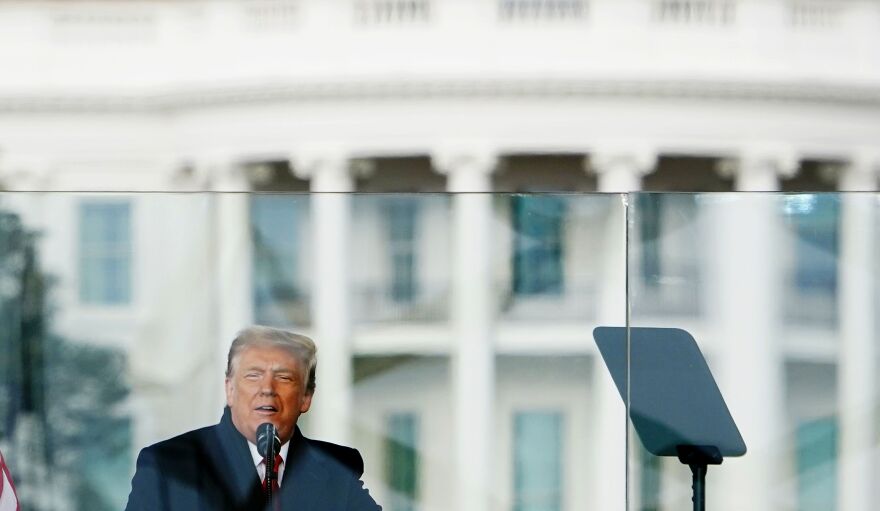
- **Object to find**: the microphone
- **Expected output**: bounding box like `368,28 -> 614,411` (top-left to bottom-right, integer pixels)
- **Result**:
256,423 -> 281,503
256,422 -> 281,459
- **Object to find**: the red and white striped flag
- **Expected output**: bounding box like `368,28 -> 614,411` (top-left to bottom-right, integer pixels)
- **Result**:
0,450 -> 20,511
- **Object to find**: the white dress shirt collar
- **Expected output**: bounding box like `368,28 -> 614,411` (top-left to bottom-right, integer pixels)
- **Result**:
248,439 -> 291,484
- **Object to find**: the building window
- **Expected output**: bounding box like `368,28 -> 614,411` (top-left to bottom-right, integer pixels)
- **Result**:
384,198 -> 419,303
513,411 -> 563,511
385,412 -> 419,511
78,201 -> 132,305
251,195 -> 302,326
512,196 -> 565,296
637,194 -> 662,287
796,417 -> 837,511
633,194 -> 702,316
788,195 -> 840,294
783,195 -> 840,326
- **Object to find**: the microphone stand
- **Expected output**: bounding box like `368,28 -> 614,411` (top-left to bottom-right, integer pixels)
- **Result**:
265,452 -> 281,511
264,450 -> 276,503
261,424 -> 281,511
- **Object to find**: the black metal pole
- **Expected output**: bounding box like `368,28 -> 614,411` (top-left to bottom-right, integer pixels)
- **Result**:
678,445 -> 720,511
264,453 -> 274,501
258,422 -> 281,511
689,462 -> 706,511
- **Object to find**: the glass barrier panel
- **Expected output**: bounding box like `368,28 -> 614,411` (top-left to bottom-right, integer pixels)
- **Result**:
0,191 -> 627,511
626,192 -> 880,511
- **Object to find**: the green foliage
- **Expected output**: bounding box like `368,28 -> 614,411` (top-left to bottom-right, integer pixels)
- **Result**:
44,334 -> 132,511
0,205 -> 131,511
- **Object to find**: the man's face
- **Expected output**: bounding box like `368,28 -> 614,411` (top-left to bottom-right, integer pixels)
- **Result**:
225,345 -> 313,445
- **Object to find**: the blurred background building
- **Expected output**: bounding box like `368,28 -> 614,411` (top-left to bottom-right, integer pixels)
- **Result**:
0,1 -> 878,510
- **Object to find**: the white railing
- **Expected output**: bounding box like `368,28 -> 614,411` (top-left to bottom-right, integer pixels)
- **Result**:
253,288 -> 312,328
499,283 -> 600,321
354,0 -> 430,25
50,6 -> 157,43
783,283 -> 837,327
29,0 -> 871,45
652,0 -> 736,26
498,0 -> 588,22
241,0 -> 300,31
787,0 -> 844,29
630,274 -> 703,318
354,284 -> 449,323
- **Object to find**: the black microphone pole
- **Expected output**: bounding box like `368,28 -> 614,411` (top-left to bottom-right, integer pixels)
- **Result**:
257,423 -> 281,510
265,438 -> 275,501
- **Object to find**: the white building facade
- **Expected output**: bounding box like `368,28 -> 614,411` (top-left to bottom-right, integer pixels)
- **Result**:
0,1 -> 879,511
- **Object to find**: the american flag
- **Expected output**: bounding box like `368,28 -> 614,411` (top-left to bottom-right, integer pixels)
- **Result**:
0,450 -> 19,511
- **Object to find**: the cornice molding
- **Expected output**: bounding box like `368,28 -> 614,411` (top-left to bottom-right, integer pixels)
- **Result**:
1,79 -> 879,113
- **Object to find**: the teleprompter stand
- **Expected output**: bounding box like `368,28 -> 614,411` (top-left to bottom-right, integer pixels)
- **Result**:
676,445 -> 722,511
592,327 -> 746,511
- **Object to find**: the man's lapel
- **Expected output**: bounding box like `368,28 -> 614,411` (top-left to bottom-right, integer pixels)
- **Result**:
210,407 -> 264,508
279,427 -> 327,511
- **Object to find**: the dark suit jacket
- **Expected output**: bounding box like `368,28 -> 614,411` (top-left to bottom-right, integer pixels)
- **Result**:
125,408 -> 381,510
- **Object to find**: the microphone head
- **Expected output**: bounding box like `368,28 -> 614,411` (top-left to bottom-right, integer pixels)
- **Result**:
256,422 -> 281,458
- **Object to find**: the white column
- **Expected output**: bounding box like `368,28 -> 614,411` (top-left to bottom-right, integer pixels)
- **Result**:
125,159 -> 252,466
708,155 -> 790,511
434,150 -> 496,511
292,154 -> 354,446
210,161 -> 254,407
0,157 -> 51,230
163,159 -> 211,192
838,155 -> 879,191
589,150 -> 656,193
0,157 -> 51,192
590,151 -> 654,511
836,156 -> 879,511
718,150 -> 798,192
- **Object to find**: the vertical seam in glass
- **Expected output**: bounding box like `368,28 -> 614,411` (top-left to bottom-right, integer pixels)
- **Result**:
623,192 -> 632,511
